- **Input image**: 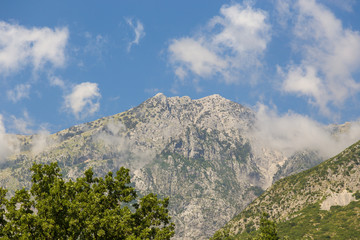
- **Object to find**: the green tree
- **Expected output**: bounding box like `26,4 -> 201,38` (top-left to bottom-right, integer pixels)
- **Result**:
210,227 -> 232,240
253,213 -> 279,240
0,162 -> 175,239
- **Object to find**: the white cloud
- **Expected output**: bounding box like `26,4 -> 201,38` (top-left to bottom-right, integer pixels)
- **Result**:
96,121 -> 128,151
0,113 -> 54,155
174,67 -> 187,80
10,111 -> 33,134
49,75 -> 66,90
51,77 -> 101,120
327,0 -> 356,12
0,21 -> 68,75
281,0 -> 360,116
84,33 -> 108,58
210,3 -> 269,54
95,120 -> 155,170
251,104 -> 360,158
275,0 -> 292,27
7,83 -> 31,102
169,38 -> 227,79
0,115 -> 20,161
144,88 -> 161,95
2,112 -> 55,154
65,82 -> 101,119
31,130 -> 54,154
168,3 -> 271,84
125,18 -> 145,51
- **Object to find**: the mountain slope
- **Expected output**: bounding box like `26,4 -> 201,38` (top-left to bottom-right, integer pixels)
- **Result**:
212,140 -> 360,239
0,94 -> 326,239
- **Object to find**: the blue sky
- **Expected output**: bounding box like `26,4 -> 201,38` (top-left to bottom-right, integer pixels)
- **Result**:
1,0 -> 360,134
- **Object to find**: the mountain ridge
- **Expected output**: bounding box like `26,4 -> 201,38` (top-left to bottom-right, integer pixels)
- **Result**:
212,140 -> 360,239
0,93 -> 356,239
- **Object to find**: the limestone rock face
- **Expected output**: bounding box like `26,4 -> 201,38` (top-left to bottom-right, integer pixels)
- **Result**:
0,94 -> 321,239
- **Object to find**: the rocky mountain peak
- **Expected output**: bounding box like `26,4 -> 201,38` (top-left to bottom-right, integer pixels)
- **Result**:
151,93 -> 229,104
137,93 -> 254,134
0,93 -> 329,240
148,93 -> 250,114
153,92 -> 166,98
199,93 -> 225,101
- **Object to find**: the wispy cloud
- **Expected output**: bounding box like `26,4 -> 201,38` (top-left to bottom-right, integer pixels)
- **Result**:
251,103 -> 360,159
279,0 -> 360,117
125,18 -> 145,52
84,32 -> 108,59
0,115 -> 20,162
275,0 -> 292,27
328,0 -> 356,12
1,111 -> 56,155
0,21 -> 68,75
95,120 -> 155,170
49,75 -> 66,90
10,111 -> 34,134
7,83 -> 31,102
64,82 -> 101,119
31,129 -> 54,154
144,88 -> 161,95
168,2 -> 271,84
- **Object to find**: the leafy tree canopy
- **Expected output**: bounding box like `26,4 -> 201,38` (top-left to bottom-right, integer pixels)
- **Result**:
0,162 -> 175,239
254,213 -> 280,240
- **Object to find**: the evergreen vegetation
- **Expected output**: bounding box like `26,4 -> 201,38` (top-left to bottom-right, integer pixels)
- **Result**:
254,213 -> 279,240
211,140 -> 360,240
277,201 -> 360,239
210,213 -> 280,240
0,163 -> 174,239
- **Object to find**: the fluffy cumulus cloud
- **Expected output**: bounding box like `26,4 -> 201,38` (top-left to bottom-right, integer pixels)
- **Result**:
169,38 -> 227,79
0,21 -> 68,75
168,3 -> 271,84
280,0 -> 360,116
65,82 -> 101,119
125,18 -> 145,52
252,104 -> 360,158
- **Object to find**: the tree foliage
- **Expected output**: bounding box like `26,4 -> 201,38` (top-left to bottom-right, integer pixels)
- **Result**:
0,163 -> 175,239
209,227 -> 232,240
254,213 -> 279,240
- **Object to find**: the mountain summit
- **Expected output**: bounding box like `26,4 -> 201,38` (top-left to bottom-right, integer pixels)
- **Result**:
0,94 -> 333,239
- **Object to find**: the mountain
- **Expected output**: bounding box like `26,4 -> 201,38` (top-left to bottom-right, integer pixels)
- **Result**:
212,140 -> 360,239
0,94 -> 331,239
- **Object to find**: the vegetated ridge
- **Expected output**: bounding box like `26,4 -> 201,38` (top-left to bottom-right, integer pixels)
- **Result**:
212,140 -> 360,239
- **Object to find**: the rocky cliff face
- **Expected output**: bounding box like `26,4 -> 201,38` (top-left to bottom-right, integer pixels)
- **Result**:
0,94 -> 324,239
